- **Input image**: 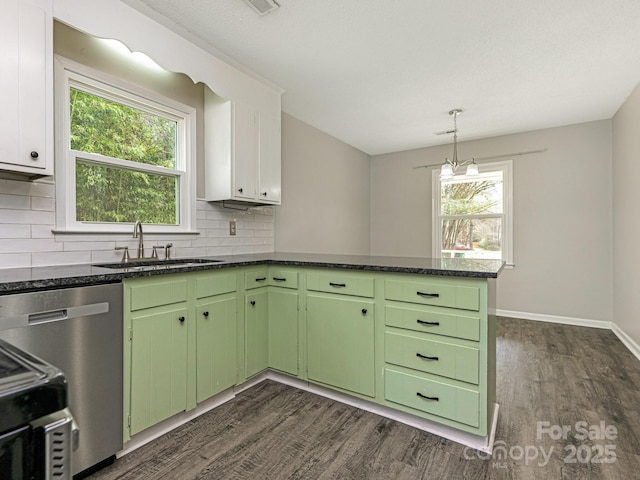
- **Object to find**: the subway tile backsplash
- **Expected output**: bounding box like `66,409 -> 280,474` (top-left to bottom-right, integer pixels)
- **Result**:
0,178 -> 274,269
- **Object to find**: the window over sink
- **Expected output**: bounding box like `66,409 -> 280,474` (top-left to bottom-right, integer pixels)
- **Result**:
54,56 -> 196,233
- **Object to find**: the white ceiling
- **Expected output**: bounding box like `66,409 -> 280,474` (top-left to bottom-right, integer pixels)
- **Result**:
124,0 -> 640,155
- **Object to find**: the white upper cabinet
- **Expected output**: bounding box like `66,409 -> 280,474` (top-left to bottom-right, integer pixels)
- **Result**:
0,0 -> 53,177
205,88 -> 281,205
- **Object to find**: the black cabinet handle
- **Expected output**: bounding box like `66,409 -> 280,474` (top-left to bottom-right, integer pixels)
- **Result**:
30,151 -> 39,159
362,308 -> 368,315
256,277 -> 266,282
417,319 -> 440,326
250,300 -> 256,306
238,187 -> 244,193
203,311 -> 209,317
416,392 -> 439,401
416,353 -> 439,361
178,316 -> 185,323
417,291 -> 439,298
261,192 -> 268,196
329,282 -> 346,287
272,277 -> 286,282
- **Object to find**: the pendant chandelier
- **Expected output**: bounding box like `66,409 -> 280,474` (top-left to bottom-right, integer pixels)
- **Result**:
439,109 -> 478,180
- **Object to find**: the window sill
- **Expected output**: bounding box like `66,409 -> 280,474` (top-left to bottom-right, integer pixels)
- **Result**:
52,229 -> 200,237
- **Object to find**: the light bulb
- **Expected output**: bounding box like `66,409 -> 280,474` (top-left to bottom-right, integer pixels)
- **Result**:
466,161 -> 479,176
440,163 -> 454,179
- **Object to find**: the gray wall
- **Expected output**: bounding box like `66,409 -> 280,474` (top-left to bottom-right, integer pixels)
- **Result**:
274,113 -> 371,254
371,121 -> 613,322
613,83 -> 640,346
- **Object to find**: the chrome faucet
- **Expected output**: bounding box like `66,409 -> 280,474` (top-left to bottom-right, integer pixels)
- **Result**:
133,221 -> 144,259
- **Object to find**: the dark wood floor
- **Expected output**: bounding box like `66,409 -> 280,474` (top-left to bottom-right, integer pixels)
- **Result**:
87,318 -> 640,479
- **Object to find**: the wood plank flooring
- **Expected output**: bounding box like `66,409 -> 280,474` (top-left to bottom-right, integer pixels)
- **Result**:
87,317 -> 640,479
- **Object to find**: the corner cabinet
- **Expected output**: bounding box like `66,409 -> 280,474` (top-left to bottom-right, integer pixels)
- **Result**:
204,88 -> 281,205
0,0 -> 53,177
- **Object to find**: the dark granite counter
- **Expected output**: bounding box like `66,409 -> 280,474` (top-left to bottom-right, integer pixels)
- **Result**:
0,252 -> 504,295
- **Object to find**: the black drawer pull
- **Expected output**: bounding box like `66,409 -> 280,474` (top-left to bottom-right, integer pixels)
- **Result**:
416,353 -> 439,361
417,291 -> 439,298
250,300 -> 256,306
416,392 -> 439,401
203,311 -> 209,317
362,308 -> 368,315
330,282 -> 346,287
255,277 -> 266,282
417,319 -> 440,326
272,277 -> 286,281
178,316 -> 185,323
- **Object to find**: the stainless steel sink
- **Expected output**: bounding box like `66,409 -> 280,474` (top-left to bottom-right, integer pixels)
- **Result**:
93,258 -> 225,270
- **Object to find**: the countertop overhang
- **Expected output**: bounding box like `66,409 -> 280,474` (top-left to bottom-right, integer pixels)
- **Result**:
0,252 -> 505,295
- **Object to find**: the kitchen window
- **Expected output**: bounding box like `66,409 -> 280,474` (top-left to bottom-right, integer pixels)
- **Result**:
432,160 -> 513,265
54,57 -> 196,233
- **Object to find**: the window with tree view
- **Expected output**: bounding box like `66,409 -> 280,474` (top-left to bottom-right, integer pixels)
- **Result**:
56,58 -> 195,233
433,161 -> 512,264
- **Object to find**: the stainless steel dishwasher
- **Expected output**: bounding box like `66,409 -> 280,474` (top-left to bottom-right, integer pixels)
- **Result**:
0,283 -> 123,477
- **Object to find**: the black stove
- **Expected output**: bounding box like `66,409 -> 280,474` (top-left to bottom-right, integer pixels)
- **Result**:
0,339 -> 68,433
0,339 -> 74,480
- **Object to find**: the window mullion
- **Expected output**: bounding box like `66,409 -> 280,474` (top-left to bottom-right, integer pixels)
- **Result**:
71,150 -> 183,176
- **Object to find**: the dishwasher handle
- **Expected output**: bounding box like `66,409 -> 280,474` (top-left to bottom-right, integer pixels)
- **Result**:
29,309 -> 68,325
1,302 -> 110,330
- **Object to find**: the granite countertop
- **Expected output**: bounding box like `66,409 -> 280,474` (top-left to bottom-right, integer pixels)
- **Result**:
0,252 -> 505,295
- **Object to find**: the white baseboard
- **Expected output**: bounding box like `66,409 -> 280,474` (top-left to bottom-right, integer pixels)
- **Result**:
496,309 -> 640,363
611,323 -> 640,362
496,309 -> 611,329
119,370 -> 496,459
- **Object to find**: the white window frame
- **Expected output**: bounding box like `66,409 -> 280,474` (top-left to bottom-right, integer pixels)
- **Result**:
54,56 -> 197,234
432,160 -> 513,266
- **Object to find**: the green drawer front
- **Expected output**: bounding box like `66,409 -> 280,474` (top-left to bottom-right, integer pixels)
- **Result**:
245,269 -> 269,290
385,369 -> 480,427
306,272 -> 374,298
385,279 -> 479,311
130,278 -> 187,311
385,332 -> 479,384
195,272 -> 237,299
385,305 -> 480,341
268,268 -> 299,289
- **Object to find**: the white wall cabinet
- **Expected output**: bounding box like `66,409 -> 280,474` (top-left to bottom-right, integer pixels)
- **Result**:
0,0 -> 53,177
205,88 -> 281,205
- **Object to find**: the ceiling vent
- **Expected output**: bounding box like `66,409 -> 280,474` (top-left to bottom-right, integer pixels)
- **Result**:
243,0 -> 280,15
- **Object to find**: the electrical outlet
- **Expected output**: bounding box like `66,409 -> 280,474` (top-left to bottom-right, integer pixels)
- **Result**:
229,220 -> 236,236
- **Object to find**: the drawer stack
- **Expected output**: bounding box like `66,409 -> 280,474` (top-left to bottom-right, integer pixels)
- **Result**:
383,276 -> 490,434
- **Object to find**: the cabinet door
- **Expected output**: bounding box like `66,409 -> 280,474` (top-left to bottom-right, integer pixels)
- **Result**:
130,306 -> 188,435
268,289 -> 298,375
232,101 -> 257,200
0,0 -> 52,175
257,113 -> 281,204
307,295 -> 375,397
245,290 -> 269,378
196,297 -> 237,403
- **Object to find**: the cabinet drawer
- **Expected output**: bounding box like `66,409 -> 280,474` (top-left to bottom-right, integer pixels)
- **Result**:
385,332 -> 479,384
385,305 -> 480,341
385,279 -> 479,311
306,272 -> 374,298
244,269 -> 269,290
385,369 -> 479,427
130,278 -> 187,311
268,268 -> 298,289
195,272 -> 237,299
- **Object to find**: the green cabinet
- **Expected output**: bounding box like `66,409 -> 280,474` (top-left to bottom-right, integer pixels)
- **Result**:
245,289 -> 269,378
196,296 -> 237,403
129,305 -> 188,436
306,294 -> 375,397
268,288 -> 298,375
